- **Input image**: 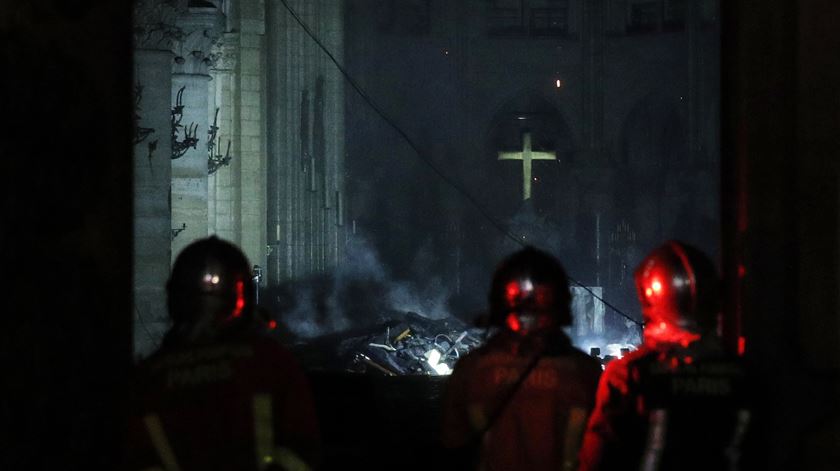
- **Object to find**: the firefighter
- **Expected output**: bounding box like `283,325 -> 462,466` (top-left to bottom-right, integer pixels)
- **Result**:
579,241 -> 750,471
441,247 -> 602,471
124,236 -> 320,471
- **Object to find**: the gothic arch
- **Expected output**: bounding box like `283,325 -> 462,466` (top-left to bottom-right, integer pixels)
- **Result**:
483,90 -> 578,162
473,91 -> 577,219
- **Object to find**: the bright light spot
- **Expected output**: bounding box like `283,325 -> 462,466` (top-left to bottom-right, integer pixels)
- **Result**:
604,344 -> 634,359
606,344 -> 623,358
268,320 -> 278,330
426,349 -> 453,375
203,274 -> 213,283
211,275 -> 220,284
521,279 -> 534,292
659,322 -> 667,330
651,280 -> 662,293
427,349 -> 442,366
645,287 -> 653,297
555,79 -> 562,88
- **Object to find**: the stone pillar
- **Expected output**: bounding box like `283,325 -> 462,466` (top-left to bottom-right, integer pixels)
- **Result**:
321,0 -> 347,271
170,5 -> 225,261
236,0 -> 268,271
208,33 -> 239,242
266,0 -> 345,285
266,0 -> 287,284
132,0 -> 180,357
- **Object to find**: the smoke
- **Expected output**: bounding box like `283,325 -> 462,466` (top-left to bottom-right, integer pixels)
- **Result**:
267,235 -> 454,340
387,275 -> 451,320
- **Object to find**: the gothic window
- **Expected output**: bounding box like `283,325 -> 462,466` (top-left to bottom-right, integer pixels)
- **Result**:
378,0 -> 431,36
487,0 -> 570,38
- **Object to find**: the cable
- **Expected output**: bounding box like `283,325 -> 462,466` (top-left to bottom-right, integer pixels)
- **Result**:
278,0 -> 643,329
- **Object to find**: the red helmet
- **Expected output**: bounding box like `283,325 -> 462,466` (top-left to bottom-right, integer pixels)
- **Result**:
634,241 -> 720,341
489,247 -> 572,335
166,236 -> 254,344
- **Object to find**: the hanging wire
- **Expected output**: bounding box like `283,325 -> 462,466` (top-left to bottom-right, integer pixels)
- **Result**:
277,0 -> 643,329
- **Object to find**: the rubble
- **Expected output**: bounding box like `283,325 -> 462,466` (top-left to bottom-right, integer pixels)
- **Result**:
291,312 -> 485,376
288,311 -> 640,376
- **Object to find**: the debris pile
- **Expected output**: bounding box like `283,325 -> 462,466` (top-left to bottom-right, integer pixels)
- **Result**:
293,312 -> 485,376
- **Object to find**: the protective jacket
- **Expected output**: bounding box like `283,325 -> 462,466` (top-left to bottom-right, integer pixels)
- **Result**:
441,331 -> 601,471
124,333 -> 320,470
579,340 -> 749,471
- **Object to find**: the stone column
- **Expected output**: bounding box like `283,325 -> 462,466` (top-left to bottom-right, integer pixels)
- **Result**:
266,0 -> 345,285
132,0 -> 180,357
267,0 -> 306,283
208,33 -> 239,242
321,0 -> 346,271
266,0 -> 286,284
170,5 -> 225,261
236,0 -> 268,272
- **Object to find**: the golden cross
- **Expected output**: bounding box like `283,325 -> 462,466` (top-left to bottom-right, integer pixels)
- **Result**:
498,132 -> 556,200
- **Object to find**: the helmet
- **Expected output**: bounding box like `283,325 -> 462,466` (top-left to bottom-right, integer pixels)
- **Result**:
488,247 -> 572,335
634,241 -> 720,339
166,236 -> 254,344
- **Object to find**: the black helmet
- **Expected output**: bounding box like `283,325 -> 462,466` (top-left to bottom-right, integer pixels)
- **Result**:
634,241 -> 720,337
166,236 -> 254,344
489,247 -> 572,334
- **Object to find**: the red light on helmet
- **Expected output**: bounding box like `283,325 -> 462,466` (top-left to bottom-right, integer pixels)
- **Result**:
506,312 -> 522,332
505,281 -> 521,304
268,320 -> 278,330
231,280 -> 245,318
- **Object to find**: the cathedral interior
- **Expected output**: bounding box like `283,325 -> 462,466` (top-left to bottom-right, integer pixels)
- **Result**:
3,0 -> 840,469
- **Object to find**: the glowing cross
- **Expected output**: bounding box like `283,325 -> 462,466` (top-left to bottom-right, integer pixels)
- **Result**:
498,132 -> 556,200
